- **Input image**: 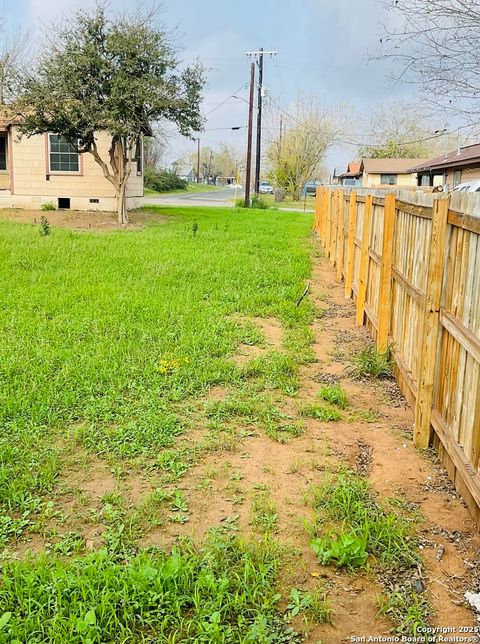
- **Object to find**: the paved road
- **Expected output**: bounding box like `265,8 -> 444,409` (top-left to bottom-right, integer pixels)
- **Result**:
143,188 -> 241,208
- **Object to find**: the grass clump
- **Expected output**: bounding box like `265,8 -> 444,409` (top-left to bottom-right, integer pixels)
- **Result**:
350,344 -> 393,379
286,587 -> 331,625
0,534 -> 300,643
40,201 -> 56,211
317,384 -> 348,409
309,468 -> 428,637
300,403 -> 342,422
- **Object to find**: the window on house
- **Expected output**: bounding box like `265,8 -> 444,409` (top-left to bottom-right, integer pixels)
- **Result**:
453,170 -> 462,187
49,134 -> 79,172
380,173 -> 397,185
134,139 -> 142,175
0,136 -> 7,171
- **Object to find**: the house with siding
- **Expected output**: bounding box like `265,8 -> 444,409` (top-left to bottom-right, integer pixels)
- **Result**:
360,158 -> 426,188
336,158 -> 425,188
0,114 -> 143,211
410,144 -> 480,190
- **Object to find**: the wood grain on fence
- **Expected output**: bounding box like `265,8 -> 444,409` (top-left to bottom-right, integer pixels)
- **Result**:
314,186 -> 480,528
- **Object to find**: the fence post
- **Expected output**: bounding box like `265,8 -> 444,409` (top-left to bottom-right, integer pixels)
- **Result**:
356,194 -> 373,326
330,191 -> 338,266
344,191 -> 357,299
314,186 -> 323,234
377,193 -> 396,352
325,189 -> 332,256
336,191 -> 345,282
414,195 -> 450,448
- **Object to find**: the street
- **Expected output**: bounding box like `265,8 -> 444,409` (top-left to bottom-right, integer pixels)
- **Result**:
143,187 -> 242,208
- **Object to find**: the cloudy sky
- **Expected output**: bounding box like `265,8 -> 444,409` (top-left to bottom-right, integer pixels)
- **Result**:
8,0 -> 417,174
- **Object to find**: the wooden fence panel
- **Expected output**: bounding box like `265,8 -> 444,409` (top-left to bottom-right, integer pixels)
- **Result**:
313,187 -> 480,529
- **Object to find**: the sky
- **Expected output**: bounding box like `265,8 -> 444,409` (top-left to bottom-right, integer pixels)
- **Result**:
5,0 -> 418,175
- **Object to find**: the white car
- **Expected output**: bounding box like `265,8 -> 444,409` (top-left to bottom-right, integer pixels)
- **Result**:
258,181 -> 274,194
452,180 -> 480,192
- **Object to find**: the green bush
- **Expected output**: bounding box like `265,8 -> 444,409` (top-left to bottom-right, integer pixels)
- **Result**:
41,201 -> 56,211
251,195 -> 268,209
144,167 -> 187,192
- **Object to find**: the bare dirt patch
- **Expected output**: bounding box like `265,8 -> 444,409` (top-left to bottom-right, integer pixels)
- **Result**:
0,207 -> 170,231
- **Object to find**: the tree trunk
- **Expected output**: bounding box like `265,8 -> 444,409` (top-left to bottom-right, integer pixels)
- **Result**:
116,140 -> 131,225
117,186 -> 128,225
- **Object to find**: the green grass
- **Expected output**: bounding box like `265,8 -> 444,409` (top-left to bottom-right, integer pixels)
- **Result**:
262,194 -> 316,211
0,205 -> 312,512
350,344 -> 393,379
0,534 -> 300,643
317,384 -> 348,409
309,468 -> 428,637
0,204 -> 314,640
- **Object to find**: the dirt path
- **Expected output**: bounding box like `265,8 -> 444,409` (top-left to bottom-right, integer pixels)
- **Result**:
137,249 -> 480,640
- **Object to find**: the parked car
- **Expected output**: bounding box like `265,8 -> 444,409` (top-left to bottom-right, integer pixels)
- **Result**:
452,180 -> 480,193
302,180 -> 322,196
259,181 -> 274,194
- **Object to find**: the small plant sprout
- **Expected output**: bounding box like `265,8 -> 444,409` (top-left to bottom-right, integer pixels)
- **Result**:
192,220 -> 198,237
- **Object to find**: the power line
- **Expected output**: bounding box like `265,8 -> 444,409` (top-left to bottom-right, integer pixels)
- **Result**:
266,96 -> 468,149
203,83 -> 249,116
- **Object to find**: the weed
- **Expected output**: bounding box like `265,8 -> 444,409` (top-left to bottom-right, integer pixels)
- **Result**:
251,491 -> 278,534
311,531 -> 368,567
39,216 -> 51,236
317,384 -> 348,409
301,403 -> 342,421
350,344 -> 393,379
251,195 -> 269,209
286,587 -> 331,624
266,421 -> 304,444
242,351 -> 299,394
40,202 -> 56,212
378,590 -> 430,638
309,468 -> 427,636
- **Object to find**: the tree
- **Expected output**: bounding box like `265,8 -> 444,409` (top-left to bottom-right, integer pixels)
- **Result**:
358,102 -> 446,159
267,97 -> 342,200
380,1 -> 480,126
180,142 -> 241,183
14,6 -> 205,223
0,19 -> 31,103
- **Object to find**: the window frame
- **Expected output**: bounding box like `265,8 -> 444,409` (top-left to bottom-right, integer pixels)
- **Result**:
380,173 -> 398,185
453,170 -> 462,187
47,133 -> 82,175
0,135 -> 7,173
134,138 -> 143,176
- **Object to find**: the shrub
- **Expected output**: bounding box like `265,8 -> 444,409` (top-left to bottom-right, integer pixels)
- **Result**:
251,195 -> 268,209
350,344 -> 393,379
41,201 -> 56,211
144,166 -> 187,192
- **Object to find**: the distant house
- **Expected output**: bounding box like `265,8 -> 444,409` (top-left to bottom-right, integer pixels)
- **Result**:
360,158 -> 426,188
170,163 -> 195,183
0,112 -> 143,211
338,162 -> 362,187
410,144 -> 480,190
335,158 -> 425,188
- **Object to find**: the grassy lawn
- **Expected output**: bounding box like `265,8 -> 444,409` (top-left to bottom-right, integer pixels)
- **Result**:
144,183 -> 223,196
0,204 -> 463,640
0,205 -> 314,641
262,194 -> 316,211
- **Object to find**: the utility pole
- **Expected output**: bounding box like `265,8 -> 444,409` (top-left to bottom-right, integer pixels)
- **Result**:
196,138 -> 200,183
244,62 -> 255,207
245,48 -> 277,195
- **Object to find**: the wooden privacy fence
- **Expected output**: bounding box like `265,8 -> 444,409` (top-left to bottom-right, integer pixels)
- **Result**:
314,186 -> 480,527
